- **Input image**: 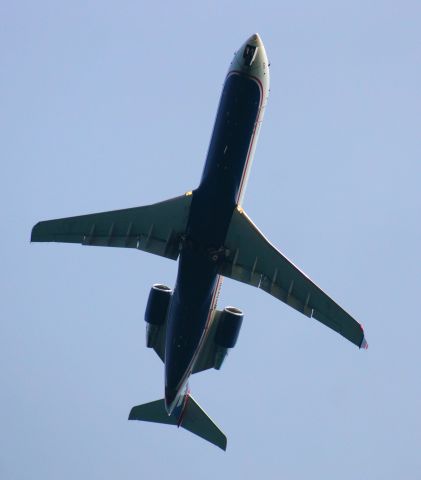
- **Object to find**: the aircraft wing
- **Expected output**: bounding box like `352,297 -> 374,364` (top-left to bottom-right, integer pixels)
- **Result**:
31,193 -> 193,260
219,207 -> 368,348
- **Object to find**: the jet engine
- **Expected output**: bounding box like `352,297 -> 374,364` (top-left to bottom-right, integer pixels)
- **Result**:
213,306 -> 244,369
145,284 -> 172,349
145,284 -> 172,325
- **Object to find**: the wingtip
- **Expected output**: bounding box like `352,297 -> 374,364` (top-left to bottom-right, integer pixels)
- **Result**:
31,222 -> 41,242
360,336 -> 368,350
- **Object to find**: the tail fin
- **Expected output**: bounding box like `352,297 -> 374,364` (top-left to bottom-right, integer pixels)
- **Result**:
129,394 -> 227,451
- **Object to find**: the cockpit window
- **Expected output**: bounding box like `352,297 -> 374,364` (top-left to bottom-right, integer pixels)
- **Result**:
243,44 -> 257,66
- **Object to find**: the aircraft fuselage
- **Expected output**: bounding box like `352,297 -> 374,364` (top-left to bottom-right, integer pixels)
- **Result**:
164,35 -> 269,413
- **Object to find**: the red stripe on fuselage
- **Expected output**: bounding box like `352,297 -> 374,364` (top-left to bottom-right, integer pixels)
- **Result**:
177,389 -> 191,427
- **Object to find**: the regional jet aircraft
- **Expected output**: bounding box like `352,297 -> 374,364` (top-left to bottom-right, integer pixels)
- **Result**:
32,33 -> 367,450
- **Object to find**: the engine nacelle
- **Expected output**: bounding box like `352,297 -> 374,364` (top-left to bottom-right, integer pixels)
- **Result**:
213,307 -> 244,370
215,306 -> 244,348
145,284 -> 172,326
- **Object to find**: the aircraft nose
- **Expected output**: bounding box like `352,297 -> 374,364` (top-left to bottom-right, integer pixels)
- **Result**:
230,33 -> 269,79
246,33 -> 263,48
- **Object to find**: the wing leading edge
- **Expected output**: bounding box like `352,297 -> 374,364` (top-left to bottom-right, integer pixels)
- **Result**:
220,207 -> 368,349
31,193 -> 193,260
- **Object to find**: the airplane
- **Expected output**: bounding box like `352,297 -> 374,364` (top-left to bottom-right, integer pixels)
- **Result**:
31,33 -> 368,451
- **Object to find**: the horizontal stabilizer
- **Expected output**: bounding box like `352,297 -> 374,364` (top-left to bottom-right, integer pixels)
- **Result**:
129,399 -> 176,425
129,395 -> 227,450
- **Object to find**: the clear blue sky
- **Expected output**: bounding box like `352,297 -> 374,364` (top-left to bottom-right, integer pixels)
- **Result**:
2,1 -> 420,478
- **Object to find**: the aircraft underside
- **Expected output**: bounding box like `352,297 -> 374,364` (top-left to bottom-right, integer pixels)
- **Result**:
31,33 -> 367,451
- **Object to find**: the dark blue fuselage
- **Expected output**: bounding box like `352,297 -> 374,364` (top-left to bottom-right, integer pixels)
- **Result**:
165,73 -> 262,406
